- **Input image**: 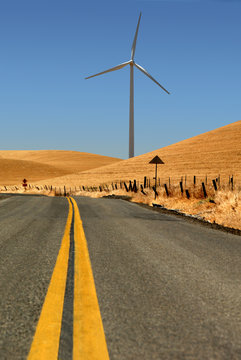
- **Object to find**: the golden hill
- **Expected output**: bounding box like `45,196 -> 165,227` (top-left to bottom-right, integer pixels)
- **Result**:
0,151 -> 122,186
37,120 -> 241,188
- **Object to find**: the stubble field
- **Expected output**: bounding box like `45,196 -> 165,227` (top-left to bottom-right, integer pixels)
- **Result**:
1,120 -> 241,230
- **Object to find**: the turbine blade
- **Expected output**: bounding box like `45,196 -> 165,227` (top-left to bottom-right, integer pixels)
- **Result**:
85,60 -> 130,79
134,63 -> 170,94
131,12 -> 142,60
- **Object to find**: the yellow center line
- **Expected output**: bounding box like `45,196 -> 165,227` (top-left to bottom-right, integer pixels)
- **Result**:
27,197 -> 72,360
71,197 -> 110,360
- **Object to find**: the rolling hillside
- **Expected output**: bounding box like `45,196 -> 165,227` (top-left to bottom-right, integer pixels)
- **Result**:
0,151 -> 122,185
37,120 -> 241,187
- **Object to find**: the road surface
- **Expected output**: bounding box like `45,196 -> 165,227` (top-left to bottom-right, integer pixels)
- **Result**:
0,194 -> 241,359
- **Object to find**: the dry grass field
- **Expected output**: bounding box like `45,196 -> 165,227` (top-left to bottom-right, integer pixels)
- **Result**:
70,186 -> 241,231
1,120 -> 241,230
0,151 -> 122,185
35,120 -> 241,188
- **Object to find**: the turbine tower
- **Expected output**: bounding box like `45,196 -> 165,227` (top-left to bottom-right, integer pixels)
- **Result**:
85,12 -> 170,158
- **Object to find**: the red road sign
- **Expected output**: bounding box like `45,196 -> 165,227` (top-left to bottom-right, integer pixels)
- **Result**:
23,179 -> 28,188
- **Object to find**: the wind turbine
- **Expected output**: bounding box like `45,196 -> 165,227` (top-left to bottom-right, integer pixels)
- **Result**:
85,12 -> 170,158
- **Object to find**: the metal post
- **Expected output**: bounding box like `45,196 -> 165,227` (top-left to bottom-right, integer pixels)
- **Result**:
129,63 -> 134,158
155,163 -> 157,200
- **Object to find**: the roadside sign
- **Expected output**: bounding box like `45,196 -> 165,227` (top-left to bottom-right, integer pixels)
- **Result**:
23,179 -> 28,188
149,155 -> 164,165
149,156 -> 164,199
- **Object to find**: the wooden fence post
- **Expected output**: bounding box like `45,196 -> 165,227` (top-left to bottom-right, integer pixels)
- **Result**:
144,176 -> 147,188
185,189 -> 190,199
212,179 -> 217,191
202,182 -> 207,198
124,182 -> 129,192
179,181 -> 183,195
164,184 -> 169,197
140,184 -> 146,195
129,180 -> 132,192
152,186 -> 158,200
231,175 -> 234,191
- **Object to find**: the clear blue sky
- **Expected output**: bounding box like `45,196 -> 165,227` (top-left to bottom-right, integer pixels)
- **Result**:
1,0 -> 240,159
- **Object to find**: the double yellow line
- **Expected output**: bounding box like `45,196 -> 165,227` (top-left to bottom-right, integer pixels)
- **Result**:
28,197 -> 109,360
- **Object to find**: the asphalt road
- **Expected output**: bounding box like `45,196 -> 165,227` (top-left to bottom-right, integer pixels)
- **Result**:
1,194 -> 241,359
0,195 -> 68,359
